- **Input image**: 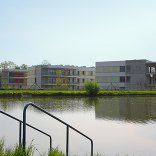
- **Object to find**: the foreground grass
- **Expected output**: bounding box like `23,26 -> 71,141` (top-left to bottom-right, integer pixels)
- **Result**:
0,139 -> 131,156
0,139 -> 65,156
0,139 -> 34,156
0,89 -> 156,97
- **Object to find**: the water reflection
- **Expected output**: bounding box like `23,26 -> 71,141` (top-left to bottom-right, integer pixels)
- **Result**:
1,97 -> 156,155
0,96 -> 156,123
95,97 -> 156,123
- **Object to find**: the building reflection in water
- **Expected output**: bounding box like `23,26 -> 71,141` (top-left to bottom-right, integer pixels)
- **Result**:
1,96 -> 156,124
95,97 -> 156,123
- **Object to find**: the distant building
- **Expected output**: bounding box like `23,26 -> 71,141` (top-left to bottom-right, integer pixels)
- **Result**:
0,71 -> 1,88
96,59 -> 156,89
1,69 -> 28,88
77,66 -> 95,89
27,65 -> 95,89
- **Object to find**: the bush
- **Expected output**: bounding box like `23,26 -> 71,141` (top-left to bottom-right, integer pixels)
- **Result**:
84,80 -> 100,96
48,147 -> 65,156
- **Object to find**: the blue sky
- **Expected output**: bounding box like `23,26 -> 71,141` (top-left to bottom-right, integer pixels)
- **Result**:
0,0 -> 156,66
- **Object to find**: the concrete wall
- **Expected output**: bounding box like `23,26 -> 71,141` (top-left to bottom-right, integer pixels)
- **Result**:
1,70 -> 9,86
36,66 -> 42,87
125,60 -> 147,89
96,61 -> 126,89
96,61 -> 125,67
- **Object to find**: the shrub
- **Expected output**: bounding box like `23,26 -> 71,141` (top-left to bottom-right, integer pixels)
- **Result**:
84,80 -> 100,96
48,147 -> 65,156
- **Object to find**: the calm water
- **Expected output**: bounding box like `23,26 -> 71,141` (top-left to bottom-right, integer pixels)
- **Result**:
0,96 -> 156,156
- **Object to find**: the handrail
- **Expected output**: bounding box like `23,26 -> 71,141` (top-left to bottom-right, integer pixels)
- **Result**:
0,110 -> 52,150
23,103 -> 93,156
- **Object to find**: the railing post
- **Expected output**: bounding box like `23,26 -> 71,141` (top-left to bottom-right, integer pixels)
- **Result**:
19,121 -> 22,146
50,136 -> 52,150
22,103 -> 93,156
23,105 -> 27,150
91,140 -> 93,156
66,125 -> 69,156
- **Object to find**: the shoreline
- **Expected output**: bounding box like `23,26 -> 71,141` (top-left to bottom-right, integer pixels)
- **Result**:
0,89 -> 156,98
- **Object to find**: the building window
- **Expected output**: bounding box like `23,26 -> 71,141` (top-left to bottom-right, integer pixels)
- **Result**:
120,66 -> 125,72
126,76 -> 131,83
72,70 -> 76,75
48,78 -> 56,84
77,78 -> 79,83
48,69 -> 56,75
72,78 -> 75,83
120,77 -> 125,82
126,65 -> 131,72
96,66 -> 120,73
96,76 -> 119,83
62,70 -> 65,75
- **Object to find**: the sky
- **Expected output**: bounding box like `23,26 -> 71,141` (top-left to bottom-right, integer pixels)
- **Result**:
0,0 -> 156,67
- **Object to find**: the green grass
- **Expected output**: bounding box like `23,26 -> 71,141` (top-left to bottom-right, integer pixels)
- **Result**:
47,148 -> 65,156
0,139 -> 65,156
0,139 -> 34,156
0,139 -> 137,156
0,89 -> 86,97
0,89 -> 156,97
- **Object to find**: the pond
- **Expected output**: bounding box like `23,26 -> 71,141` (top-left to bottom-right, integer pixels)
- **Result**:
0,96 -> 156,156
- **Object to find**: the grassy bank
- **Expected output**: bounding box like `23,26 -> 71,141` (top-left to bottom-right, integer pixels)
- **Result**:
0,89 -> 156,97
0,89 -> 86,97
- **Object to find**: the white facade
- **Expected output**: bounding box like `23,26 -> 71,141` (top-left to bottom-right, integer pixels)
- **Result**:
27,65 -> 95,89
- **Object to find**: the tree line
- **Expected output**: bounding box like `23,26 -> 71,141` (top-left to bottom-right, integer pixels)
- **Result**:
0,60 -> 51,70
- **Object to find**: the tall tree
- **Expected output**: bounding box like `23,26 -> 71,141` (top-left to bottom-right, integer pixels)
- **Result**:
0,61 -> 16,69
41,60 -> 51,65
20,64 -> 28,69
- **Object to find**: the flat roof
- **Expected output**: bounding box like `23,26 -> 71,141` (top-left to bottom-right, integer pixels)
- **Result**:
146,62 -> 156,66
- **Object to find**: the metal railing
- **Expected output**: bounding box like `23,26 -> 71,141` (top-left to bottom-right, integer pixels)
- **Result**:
0,110 -> 52,150
23,103 -> 93,156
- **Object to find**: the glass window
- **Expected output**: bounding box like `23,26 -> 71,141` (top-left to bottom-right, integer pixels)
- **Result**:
126,76 -> 131,83
96,67 -> 120,73
48,69 -> 56,75
96,76 -> 119,83
126,65 -> 131,72
72,78 -> 75,83
62,70 -> 65,75
120,77 -> 125,82
48,78 -> 56,84
120,66 -> 125,72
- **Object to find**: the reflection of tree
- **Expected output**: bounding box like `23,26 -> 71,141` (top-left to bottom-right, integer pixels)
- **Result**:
0,98 -> 25,111
1,97 -> 156,124
83,97 -> 100,107
19,97 -> 93,113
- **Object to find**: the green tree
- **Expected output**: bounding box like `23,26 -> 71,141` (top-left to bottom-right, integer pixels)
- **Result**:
84,80 -> 100,96
0,61 -> 16,69
41,60 -> 51,65
20,64 -> 28,69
